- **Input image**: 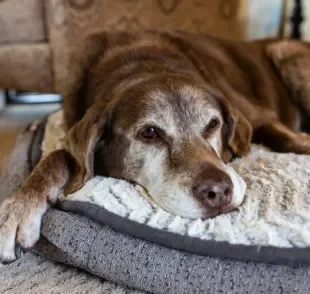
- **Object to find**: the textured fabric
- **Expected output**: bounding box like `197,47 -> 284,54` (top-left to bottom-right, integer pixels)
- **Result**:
36,209 -> 310,294
63,154 -> 310,249
59,199 -> 310,266
0,252 -> 143,294
65,0 -> 286,44
0,44 -> 53,92
67,0 -> 247,43
0,0 -> 46,44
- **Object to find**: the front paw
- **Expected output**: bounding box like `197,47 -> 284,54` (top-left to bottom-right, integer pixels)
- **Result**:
0,194 -> 46,264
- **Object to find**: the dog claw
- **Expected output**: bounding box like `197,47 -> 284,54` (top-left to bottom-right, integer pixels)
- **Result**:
14,245 -> 25,260
0,245 -> 26,264
2,257 -> 17,265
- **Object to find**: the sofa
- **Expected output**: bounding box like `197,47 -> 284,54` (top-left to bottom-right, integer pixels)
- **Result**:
0,0 -> 288,95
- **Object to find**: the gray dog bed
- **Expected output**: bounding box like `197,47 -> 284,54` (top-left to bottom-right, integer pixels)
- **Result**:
1,115 -> 310,293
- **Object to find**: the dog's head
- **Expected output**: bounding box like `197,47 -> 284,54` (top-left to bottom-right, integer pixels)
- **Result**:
64,32 -> 251,219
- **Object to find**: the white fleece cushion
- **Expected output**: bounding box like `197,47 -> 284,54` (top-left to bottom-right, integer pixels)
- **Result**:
43,110 -> 310,248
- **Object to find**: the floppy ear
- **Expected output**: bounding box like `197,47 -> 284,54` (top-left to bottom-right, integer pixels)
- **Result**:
227,108 -> 252,158
64,106 -> 108,195
267,40 -> 310,113
61,30 -> 128,194
58,31 -> 109,194
220,98 -> 252,161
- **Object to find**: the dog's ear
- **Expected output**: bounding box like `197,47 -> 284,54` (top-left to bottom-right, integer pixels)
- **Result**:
62,30 -> 134,194
220,99 -> 252,161
59,31 -> 110,194
64,106 -> 108,194
227,108 -> 252,158
267,40 -> 310,113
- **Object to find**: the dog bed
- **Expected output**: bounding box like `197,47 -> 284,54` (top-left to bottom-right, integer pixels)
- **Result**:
1,111 -> 310,293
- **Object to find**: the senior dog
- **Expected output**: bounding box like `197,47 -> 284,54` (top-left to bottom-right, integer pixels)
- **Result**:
1,31 -> 310,263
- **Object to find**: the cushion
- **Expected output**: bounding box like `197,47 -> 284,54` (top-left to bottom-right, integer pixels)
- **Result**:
1,111 -> 310,293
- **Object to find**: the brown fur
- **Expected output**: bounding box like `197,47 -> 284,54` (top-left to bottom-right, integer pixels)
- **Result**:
1,31 -> 310,263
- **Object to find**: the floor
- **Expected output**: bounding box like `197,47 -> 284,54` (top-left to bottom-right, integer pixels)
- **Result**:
0,98 -> 60,202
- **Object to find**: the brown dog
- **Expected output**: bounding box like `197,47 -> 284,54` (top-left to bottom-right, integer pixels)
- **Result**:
1,31 -> 310,263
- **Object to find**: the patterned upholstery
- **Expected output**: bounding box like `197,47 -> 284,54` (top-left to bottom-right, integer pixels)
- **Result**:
0,0 -> 285,94
67,0 -> 247,42
0,0 -> 46,44
0,44 -> 52,93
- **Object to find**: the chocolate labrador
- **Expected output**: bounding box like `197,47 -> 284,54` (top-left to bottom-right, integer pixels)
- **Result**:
1,31 -> 310,263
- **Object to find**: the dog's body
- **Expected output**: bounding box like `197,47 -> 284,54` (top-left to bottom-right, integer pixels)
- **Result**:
1,31 -> 310,263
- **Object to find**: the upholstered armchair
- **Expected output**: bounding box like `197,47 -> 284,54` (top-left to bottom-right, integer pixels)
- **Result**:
0,0 -> 287,95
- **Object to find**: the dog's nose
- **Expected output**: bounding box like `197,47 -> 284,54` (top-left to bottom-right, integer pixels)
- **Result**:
193,180 -> 233,208
192,163 -> 233,209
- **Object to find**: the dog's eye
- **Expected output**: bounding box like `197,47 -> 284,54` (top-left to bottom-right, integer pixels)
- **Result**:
208,118 -> 219,130
141,127 -> 158,139
203,118 -> 220,137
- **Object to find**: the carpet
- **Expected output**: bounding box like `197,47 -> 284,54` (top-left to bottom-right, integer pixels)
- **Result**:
0,252 -> 143,294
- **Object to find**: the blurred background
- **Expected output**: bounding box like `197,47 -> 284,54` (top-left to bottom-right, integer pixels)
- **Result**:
0,0 -> 307,165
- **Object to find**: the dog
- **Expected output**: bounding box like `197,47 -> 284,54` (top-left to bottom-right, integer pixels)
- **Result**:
1,30 -> 310,263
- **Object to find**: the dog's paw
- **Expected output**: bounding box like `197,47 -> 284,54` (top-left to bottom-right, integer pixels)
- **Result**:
0,195 -> 46,264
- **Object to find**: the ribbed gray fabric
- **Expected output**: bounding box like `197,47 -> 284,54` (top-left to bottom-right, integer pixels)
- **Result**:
35,209 -> 310,294
2,119 -> 310,293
